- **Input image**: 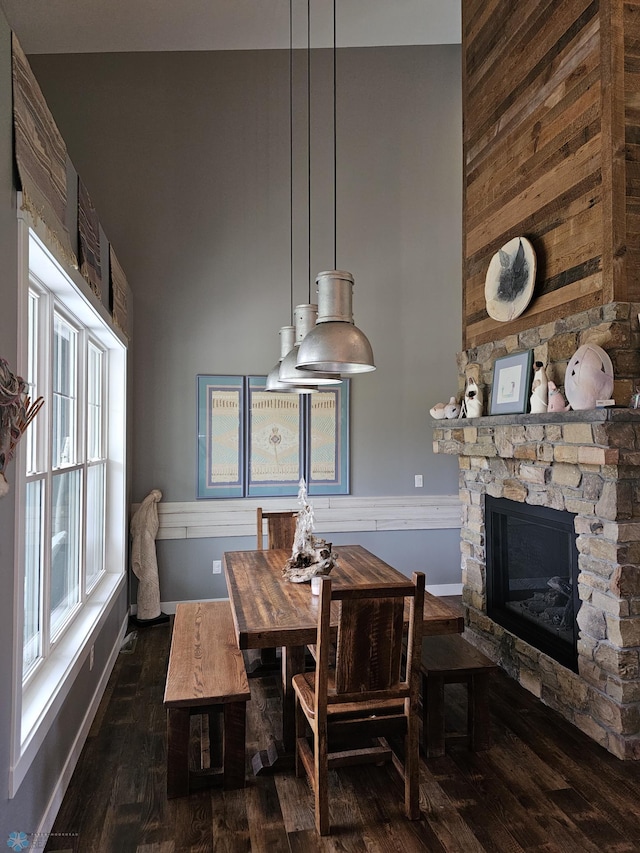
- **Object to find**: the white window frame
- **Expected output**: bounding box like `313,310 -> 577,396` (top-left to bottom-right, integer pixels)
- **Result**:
10,211 -> 127,796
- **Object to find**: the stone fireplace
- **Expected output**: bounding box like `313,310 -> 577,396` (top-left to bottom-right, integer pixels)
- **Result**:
454,0 -> 640,760
433,305 -> 640,759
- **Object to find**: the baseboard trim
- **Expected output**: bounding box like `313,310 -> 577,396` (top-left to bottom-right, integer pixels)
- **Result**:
426,583 -> 463,596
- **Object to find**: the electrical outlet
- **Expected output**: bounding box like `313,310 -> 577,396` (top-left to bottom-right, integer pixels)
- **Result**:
212,560 -> 222,574
89,644 -> 95,671
414,474 -> 423,488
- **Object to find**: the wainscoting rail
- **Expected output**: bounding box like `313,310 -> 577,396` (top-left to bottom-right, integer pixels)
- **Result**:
137,495 -> 461,541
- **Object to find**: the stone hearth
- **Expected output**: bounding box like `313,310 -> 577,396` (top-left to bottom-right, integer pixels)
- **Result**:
434,409 -> 640,759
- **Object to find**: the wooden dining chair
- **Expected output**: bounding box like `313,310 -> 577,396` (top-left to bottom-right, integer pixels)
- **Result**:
292,571 -> 425,836
256,507 -> 297,551
253,508 -> 298,674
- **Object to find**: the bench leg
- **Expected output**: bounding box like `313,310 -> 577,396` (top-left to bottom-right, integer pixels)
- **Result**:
223,702 -> 247,789
468,673 -> 491,751
207,706 -> 224,769
424,673 -> 445,758
167,708 -> 190,798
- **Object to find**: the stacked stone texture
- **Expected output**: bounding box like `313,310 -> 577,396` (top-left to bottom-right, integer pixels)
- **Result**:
458,302 -> 640,411
435,301 -> 640,760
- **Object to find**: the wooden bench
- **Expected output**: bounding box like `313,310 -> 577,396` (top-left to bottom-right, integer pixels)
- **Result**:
420,633 -> 497,758
163,601 -> 251,798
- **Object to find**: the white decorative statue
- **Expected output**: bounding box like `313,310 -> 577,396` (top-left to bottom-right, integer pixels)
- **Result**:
282,478 -> 338,583
130,489 -> 165,623
464,377 -> 483,418
530,361 -> 548,413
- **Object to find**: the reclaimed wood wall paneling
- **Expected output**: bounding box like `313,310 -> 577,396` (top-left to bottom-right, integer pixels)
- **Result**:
600,0 -> 628,304
463,0 -> 610,349
625,0 -> 640,300
466,0 -> 599,160
466,71 -> 601,227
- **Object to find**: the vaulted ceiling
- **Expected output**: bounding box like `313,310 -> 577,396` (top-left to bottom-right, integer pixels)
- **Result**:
0,0 -> 460,54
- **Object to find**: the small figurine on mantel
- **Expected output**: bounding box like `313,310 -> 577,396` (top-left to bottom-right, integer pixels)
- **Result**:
444,396 -> 461,419
282,479 -> 338,583
547,380 -> 570,412
463,377 -> 483,418
529,361 -> 548,413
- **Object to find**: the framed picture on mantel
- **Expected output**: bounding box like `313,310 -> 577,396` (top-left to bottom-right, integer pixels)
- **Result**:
489,350 -> 533,415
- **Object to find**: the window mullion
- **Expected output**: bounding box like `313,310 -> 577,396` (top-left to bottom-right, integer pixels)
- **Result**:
78,329 -> 88,602
40,291 -> 54,660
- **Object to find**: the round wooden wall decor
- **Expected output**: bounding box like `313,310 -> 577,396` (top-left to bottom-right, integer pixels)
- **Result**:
484,236 -> 536,322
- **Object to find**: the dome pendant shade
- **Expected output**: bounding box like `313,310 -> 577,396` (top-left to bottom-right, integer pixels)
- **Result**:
279,304 -> 342,386
296,271 -> 375,374
265,325 -> 317,393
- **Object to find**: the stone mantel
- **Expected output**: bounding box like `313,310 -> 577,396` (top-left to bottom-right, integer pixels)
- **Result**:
433,408 -> 640,760
433,408 -> 640,474
438,408 -> 640,428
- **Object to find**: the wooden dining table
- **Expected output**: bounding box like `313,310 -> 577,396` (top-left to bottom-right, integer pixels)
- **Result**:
223,544 -> 463,773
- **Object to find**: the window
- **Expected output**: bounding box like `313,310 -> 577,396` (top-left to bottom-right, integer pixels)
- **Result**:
11,220 -> 127,795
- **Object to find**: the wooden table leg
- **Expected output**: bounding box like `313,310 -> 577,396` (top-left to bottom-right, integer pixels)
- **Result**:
251,644 -> 306,775
282,644 -> 306,752
223,702 -> 247,789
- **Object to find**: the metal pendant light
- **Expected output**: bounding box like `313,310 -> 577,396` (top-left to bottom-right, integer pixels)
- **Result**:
296,0 -> 375,376
266,325 -> 317,393
297,270 -> 375,373
279,304 -> 341,386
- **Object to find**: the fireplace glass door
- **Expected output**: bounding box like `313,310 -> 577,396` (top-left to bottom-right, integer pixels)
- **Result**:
486,496 -> 579,671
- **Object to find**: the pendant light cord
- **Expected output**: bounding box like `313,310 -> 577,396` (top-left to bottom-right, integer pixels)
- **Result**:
333,0 -> 337,270
307,0 -> 312,302
290,0 -> 294,323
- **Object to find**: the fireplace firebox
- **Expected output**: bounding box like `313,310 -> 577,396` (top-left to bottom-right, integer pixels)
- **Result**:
485,496 -> 580,672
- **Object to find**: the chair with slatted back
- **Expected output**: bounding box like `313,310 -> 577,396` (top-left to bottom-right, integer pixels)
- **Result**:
292,571 -> 425,836
256,507 -> 297,551
253,508 -> 298,674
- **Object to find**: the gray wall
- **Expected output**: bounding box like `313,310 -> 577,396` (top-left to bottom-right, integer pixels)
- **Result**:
29,45 -> 463,596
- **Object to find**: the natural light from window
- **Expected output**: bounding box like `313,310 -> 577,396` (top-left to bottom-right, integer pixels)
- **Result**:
11,218 -> 127,796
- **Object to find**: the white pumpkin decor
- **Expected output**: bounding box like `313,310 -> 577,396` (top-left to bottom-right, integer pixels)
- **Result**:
564,343 -> 614,410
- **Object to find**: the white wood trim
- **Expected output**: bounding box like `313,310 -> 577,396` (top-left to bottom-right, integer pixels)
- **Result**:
132,495 -> 462,541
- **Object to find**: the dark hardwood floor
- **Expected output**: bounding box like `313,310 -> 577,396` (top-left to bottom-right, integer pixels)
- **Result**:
45,618 -> 640,852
